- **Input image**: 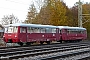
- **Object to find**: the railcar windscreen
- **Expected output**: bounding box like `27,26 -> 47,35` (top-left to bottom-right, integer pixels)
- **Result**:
5,26 -> 18,33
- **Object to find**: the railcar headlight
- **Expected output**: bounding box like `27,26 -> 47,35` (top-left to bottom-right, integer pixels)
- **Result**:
15,36 -> 17,37
3,36 -> 5,37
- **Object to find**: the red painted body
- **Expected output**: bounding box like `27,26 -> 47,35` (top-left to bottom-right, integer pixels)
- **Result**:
61,29 -> 87,41
3,23 -> 87,43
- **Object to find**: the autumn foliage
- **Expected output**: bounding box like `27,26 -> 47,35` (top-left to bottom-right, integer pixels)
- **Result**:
25,0 -> 90,39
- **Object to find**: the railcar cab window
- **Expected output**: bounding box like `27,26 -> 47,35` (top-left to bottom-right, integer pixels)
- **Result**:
81,30 -> 84,34
5,27 -> 8,33
13,27 -> 18,33
20,27 -> 26,33
7,27 -> 13,33
5,27 -> 18,33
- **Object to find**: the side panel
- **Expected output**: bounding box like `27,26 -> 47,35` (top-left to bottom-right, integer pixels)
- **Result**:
61,29 -> 87,41
27,33 -> 57,42
67,30 -> 87,40
26,28 -> 58,42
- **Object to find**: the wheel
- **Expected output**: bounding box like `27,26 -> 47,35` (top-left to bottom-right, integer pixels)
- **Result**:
40,41 -> 43,45
46,41 -> 50,44
78,40 -> 82,42
6,43 -> 12,47
26,42 -> 31,46
59,40 -> 62,43
18,42 -> 23,46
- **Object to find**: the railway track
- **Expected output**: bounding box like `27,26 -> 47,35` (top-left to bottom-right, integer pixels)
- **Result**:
0,41 -> 90,60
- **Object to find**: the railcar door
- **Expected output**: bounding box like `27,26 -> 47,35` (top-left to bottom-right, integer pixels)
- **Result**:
56,28 -> 60,40
61,29 -> 67,40
19,27 -> 27,42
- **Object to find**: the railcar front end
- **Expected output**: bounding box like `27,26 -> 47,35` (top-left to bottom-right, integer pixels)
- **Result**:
3,26 -> 19,43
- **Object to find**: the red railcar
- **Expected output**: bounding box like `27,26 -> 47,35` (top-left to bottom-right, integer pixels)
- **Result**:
58,26 -> 87,42
3,23 -> 59,46
3,23 -> 87,46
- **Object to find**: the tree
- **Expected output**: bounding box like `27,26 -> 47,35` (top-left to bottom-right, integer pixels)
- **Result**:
82,3 -> 90,39
35,0 -> 44,11
70,2 -> 90,39
82,3 -> 90,25
25,3 -> 37,24
35,6 -> 51,24
69,5 -> 78,27
35,0 -> 67,25
1,14 -> 19,25
49,0 -> 67,26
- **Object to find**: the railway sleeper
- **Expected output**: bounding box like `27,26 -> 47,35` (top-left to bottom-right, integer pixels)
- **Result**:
0,48 -> 90,60
0,46 -> 89,58
39,49 -> 90,60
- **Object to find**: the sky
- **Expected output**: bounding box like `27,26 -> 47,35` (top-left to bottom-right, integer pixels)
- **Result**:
64,0 -> 90,7
0,0 -> 90,24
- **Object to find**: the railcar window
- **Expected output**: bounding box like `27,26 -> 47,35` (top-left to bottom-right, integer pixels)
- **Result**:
5,28 -> 8,33
41,28 -> 45,33
27,27 -> 40,33
67,29 -> 85,34
8,27 -> 13,33
27,27 -> 32,33
13,27 -> 18,33
20,27 -> 26,33
46,28 -> 52,33
52,29 -> 56,33
31,28 -> 36,33
5,27 -> 18,33
34,28 -> 40,33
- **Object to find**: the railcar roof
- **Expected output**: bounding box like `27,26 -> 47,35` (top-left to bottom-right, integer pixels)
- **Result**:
4,23 -> 86,30
4,23 -> 58,28
58,26 -> 86,30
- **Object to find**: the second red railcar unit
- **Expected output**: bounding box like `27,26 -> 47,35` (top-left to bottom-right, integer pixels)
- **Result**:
58,26 -> 87,42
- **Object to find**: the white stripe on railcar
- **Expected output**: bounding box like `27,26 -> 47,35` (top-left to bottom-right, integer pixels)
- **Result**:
58,26 -> 86,30
4,23 -> 58,28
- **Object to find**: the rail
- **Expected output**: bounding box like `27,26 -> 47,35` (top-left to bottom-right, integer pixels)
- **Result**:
0,41 -> 90,60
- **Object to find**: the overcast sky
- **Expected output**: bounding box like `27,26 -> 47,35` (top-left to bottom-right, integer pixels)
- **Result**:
0,0 -> 90,23
64,0 -> 90,7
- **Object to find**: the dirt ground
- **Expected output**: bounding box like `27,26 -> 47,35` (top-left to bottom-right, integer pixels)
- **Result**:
0,38 -> 6,47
